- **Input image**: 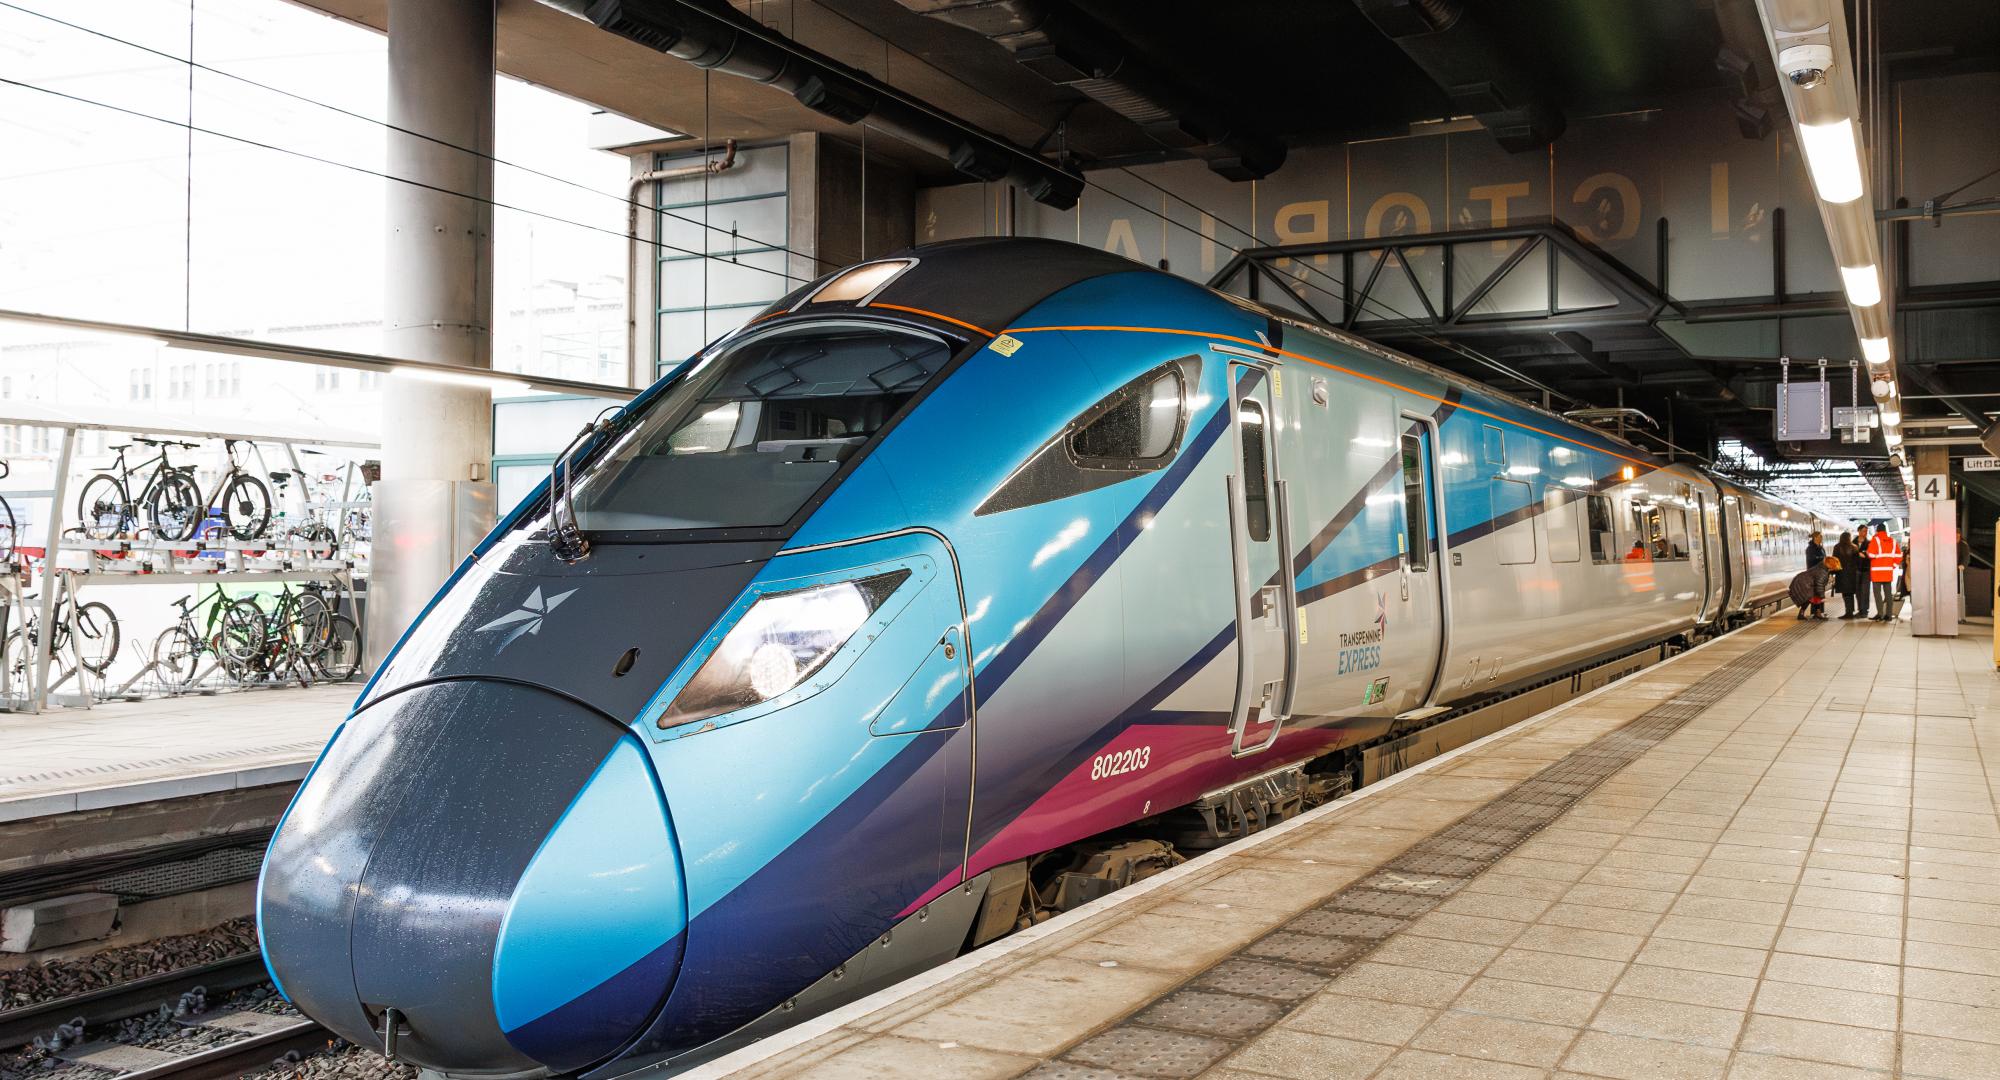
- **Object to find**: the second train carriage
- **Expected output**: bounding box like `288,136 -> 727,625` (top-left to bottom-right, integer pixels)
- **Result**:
259,238 -> 1836,1078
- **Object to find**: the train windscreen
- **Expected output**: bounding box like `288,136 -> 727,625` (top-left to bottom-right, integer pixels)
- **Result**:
569,321 -> 952,532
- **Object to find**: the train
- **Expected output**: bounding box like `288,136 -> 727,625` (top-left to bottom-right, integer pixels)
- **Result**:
258,237 -> 1837,1078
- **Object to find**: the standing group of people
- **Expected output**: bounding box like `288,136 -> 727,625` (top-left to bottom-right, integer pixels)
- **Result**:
1797,523 -> 1904,621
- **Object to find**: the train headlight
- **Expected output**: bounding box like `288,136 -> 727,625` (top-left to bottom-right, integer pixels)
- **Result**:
658,570 -> 910,729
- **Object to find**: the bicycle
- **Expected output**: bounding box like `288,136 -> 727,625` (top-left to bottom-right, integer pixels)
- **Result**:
151,586 -> 267,690
268,580 -> 335,659
227,579 -> 360,686
268,471 -> 339,559
3,589 -> 120,691
0,460 -> 16,565
79,438 -> 273,543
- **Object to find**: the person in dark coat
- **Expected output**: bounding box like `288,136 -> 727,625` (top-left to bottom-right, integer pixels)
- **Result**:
1801,531 -> 1828,619
1832,530 -> 1862,618
1851,524 -> 1873,618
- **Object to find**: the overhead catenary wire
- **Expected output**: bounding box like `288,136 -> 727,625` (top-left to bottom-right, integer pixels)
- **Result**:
0,75 -> 814,288
13,0 -> 1597,402
0,0 -> 836,275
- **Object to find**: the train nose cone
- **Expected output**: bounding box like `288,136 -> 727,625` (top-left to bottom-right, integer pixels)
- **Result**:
259,680 -> 685,1077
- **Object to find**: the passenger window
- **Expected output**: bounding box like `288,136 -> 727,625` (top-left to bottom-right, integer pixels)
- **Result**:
1587,494 -> 1617,563
1545,489 -> 1582,563
1631,502 -> 1667,560
1239,398 -> 1271,543
1664,506 -> 1690,559
1399,433 -> 1428,571
976,358 -> 1198,516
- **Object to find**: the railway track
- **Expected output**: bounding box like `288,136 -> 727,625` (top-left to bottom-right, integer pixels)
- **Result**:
1,952 -> 331,1078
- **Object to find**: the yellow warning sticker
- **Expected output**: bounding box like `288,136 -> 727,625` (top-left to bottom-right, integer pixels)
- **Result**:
1297,611 -> 1309,645
1272,371 -> 1283,396
990,334 -> 1024,356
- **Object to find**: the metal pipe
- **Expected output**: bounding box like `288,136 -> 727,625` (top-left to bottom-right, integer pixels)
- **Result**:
572,0 -> 1083,207
30,428 -> 75,715
626,138 -> 737,387
626,138 -> 737,238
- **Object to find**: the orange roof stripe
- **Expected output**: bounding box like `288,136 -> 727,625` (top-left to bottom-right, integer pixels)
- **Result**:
866,302 -> 997,338
1003,324 -> 1658,473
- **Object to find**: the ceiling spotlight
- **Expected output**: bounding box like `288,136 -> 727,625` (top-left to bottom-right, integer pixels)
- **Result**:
1861,336 -> 1891,364
1880,407 -> 1901,425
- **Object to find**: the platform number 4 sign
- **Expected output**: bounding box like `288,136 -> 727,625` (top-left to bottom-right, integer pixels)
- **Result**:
1915,473 -> 1949,502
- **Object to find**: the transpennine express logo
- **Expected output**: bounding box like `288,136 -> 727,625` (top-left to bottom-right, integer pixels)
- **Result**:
475,585 -> 579,649
1338,592 -> 1389,675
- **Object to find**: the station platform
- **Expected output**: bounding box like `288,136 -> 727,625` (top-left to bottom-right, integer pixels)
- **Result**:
699,616 -> 1999,1080
0,685 -> 352,824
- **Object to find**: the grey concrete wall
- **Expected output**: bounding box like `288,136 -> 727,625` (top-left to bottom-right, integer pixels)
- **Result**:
916,79 -> 1999,307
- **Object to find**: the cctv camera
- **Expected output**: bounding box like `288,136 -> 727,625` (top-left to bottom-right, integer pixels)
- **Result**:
1779,43 -> 1835,90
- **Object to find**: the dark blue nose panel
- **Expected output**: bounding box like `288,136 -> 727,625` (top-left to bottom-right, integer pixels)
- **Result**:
260,680 -> 627,1074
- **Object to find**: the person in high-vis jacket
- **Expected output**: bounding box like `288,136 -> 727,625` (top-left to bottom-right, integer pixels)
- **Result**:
1866,524 -> 1902,621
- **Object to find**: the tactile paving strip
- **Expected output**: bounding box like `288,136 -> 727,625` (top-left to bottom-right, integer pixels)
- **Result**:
1039,621 -> 1818,1078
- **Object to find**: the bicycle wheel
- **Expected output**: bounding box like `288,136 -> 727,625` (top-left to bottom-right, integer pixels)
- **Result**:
218,600 -> 267,665
288,592 -> 335,657
149,472 -> 203,542
77,475 -> 129,540
1,628 -> 22,689
221,474 -> 273,540
314,615 -> 362,681
302,523 -> 337,560
71,601 -> 120,675
0,495 -> 15,563
152,626 -> 202,688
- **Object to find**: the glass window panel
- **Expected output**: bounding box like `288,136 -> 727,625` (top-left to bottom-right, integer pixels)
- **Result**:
657,305 -> 759,367
571,321 -> 951,532
1400,433 -> 1429,571
660,248 -> 792,310
1071,371 -> 1182,463
494,396 -> 619,457
1239,399 -> 1270,543
659,194 -> 789,257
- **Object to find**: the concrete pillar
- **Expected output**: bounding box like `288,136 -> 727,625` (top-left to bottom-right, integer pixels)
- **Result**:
370,0 -> 498,669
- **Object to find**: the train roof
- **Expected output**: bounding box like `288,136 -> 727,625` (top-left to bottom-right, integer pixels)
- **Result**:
760,238 -> 1845,525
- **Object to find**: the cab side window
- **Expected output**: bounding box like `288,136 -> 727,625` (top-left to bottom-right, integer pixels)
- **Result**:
1070,367 -> 1183,466
977,358 -> 1198,516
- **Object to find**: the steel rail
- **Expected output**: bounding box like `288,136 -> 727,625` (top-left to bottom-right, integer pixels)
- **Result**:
0,953 -> 269,1051
116,1018 -> 331,1080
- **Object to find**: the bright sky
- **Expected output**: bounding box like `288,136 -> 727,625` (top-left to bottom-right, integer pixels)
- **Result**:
0,0 -> 632,367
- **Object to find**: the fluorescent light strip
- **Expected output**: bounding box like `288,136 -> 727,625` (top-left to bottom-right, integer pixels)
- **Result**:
390,366 -> 531,393
1840,264 -> 1882,307
1800,119 -> 1866,205
1862,336 -> 1891,365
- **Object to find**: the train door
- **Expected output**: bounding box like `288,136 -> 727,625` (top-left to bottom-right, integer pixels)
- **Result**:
1693,491 -> 1722,622
1225,362 -> 1296,757
1396,417 -> 1447,708
1721,496 -> 1748,610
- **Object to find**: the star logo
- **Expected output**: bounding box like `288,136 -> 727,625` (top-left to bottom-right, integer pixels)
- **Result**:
474,586 -> 578,649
